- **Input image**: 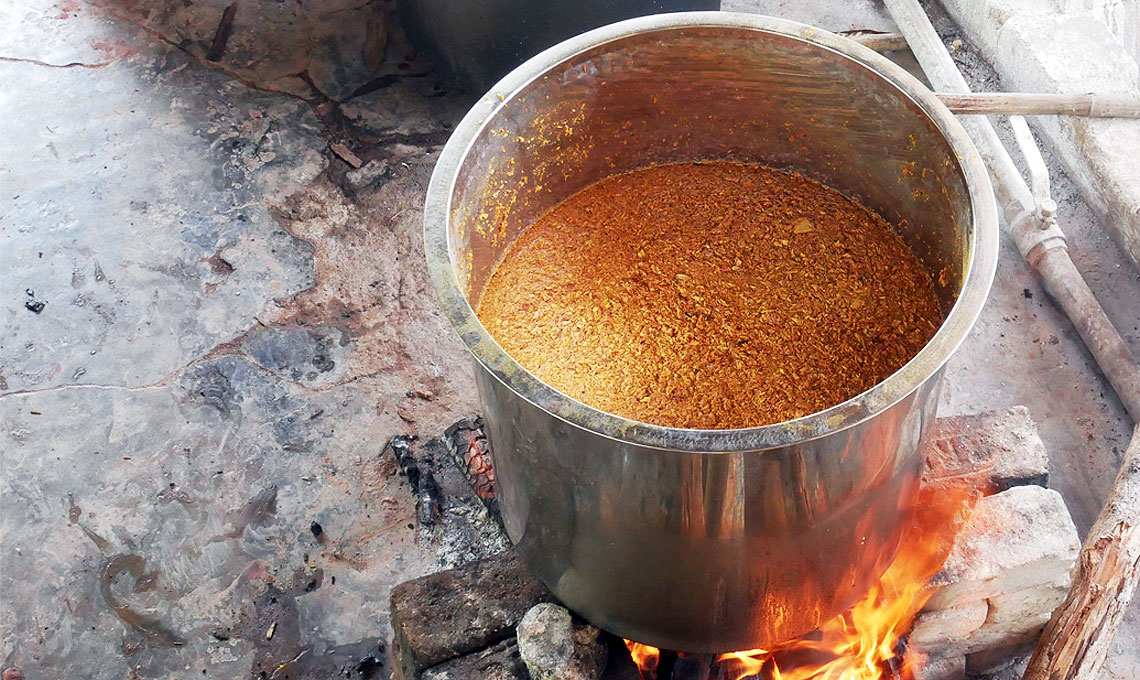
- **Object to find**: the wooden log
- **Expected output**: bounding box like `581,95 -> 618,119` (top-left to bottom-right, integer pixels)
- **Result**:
1023,424 -> 1140,680
936,92 -> 1140,118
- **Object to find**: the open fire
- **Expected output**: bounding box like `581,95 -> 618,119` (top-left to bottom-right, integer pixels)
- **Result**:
624,484 -> 976,680
387,409 -> 1079,680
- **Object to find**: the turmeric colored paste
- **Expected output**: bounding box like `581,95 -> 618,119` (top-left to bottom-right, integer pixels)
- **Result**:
477,162 -> 943,429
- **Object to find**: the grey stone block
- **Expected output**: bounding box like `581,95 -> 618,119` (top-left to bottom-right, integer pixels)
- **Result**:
516,604 -> 607,680
960,579 -> 1070,655
909,600 -> 988,653
421,639 -> 530,680
999,13 -> 1140,270
913,653 -> 966,680
966,638 -> 1035,676
924,485 -> 1079,610
391,551 -> 554,679
922,406 -> 1050,492
1060,0 -> 1140,64
939,0 -> 1052,65
998,13 -> 1138,93
985,577 -> 1069,629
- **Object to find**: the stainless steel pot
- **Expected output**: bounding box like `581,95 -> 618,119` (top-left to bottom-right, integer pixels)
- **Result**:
424,12 -> 998,653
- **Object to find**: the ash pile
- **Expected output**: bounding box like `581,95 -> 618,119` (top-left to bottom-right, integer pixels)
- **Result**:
383,417 -> 511,571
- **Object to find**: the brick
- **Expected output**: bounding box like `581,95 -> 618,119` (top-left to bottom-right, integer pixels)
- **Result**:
421,639 -> 529,680
391,551 -> 554,679
922,406 -> 1049,493
924,485 -> 1078,610
909,600 -> 988,653
913,653 -> 965,680
959,579 -> 1069,655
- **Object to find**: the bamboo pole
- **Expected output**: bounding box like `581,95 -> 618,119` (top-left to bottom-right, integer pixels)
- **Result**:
845,32 -> 1140,118
936,92 -> 1140,118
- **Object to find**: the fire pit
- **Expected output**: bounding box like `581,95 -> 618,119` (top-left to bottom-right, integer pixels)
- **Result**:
423,13 -> 999,653
388,408 -> 1080,680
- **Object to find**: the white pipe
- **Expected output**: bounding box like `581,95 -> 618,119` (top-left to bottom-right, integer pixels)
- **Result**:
1009,115 -> 1054,217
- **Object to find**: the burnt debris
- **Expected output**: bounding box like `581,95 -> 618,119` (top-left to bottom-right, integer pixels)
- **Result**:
442,416 -> 500,521
23,289 -> 46,314
383,434 -> 440,527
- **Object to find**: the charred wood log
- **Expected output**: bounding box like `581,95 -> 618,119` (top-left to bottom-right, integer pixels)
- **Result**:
383,434 -> 440,527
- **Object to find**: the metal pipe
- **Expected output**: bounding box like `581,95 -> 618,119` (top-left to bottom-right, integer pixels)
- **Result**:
882,0 -> 1140,422
1030,249 -> 1140,419
1009,115 -> 1054,215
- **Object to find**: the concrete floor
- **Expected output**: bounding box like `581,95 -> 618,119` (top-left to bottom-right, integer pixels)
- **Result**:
1,1 -> 1138,678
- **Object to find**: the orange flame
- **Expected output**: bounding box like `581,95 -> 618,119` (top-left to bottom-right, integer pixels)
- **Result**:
625,640 -> 662,675
626,484 -> 974,680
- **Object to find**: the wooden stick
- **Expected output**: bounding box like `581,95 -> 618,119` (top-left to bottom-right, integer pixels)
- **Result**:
937,92 -> 1140,118
844,30 -> 1140,118
846,31 -> 911,52
1023,424 -> 1140,680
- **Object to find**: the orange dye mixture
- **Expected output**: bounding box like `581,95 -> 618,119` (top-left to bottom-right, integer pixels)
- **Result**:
477,162 -> 943,429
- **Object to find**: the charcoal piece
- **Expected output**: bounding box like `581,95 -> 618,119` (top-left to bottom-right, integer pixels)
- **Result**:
417,468 -> 440,527
444,416 -> 497,499
382,434 -> 442,527
441,416 -> 504,528
384,434 -> 421,489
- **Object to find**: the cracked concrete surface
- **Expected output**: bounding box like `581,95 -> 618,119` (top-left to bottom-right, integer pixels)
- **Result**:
2,0 -> 1139,678
2,2 -> 479,677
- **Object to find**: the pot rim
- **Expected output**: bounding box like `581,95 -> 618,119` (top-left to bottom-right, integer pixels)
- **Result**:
423,11 -> 999,453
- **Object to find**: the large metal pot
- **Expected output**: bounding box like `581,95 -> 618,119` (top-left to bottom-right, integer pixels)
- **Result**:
424,13 -> 998,653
